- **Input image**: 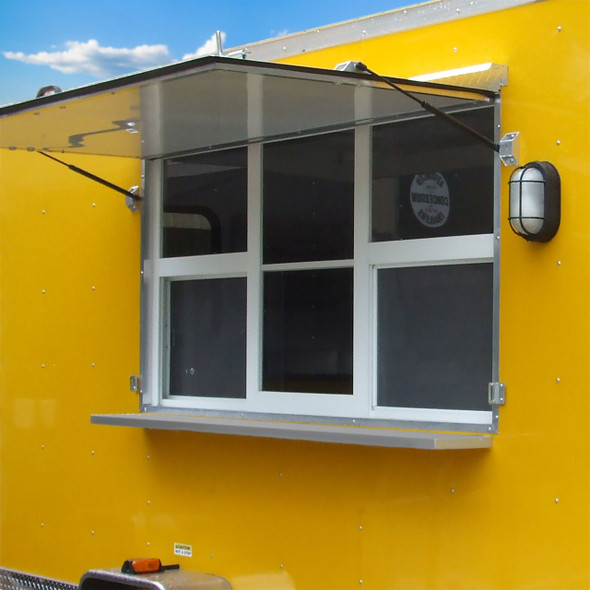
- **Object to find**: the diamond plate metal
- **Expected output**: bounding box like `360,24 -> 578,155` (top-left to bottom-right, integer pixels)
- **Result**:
0,568 -> 77,590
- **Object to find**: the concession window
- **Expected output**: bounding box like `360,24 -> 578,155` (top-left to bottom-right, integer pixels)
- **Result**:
0,55 -> 497,159
0,56 -> 503,450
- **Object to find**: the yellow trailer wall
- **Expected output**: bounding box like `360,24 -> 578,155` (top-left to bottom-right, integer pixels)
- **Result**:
0,0 -> 588,588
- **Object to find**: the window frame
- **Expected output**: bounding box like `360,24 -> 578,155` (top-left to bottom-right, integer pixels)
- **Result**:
140,102 -> 500,435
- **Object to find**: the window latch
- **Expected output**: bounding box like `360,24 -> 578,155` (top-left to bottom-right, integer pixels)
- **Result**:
488,382 -> 506,405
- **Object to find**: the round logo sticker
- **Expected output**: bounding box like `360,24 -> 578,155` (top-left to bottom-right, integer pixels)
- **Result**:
410,173 -> 450,228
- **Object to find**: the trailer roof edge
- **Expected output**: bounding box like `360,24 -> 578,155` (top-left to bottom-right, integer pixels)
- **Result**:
225,0 -> 544,62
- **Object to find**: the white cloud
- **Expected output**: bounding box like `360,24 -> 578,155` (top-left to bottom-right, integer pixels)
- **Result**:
3,39 -> 173,78
182,32 -> 226,61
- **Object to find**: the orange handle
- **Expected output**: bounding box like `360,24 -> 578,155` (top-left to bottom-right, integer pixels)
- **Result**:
121,559 -> 162,574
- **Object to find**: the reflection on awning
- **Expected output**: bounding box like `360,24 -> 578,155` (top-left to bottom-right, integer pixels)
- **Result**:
0,56 -> 496,159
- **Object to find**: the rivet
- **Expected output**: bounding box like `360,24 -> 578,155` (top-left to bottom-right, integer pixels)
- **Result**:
41,523 -> 44,527
147,455 -> 151,460
147,541 -> 151,547
279,472 -> 284,478
453,47 -> 458,53
557,25 -> 562,31
41,445 -> 45,450
451,488 -> 455,494
91,286 -> 96,291
359,525 -> 363,530
556,377 -> 561,383
41,289 -> 46,294
41,364 -> 45,368
91,363 -> 95,367
92,203 -> 96,207
42,210 -> 46,215
555,498 -> 559,503
556,140 -> 561,145
91,450 -> 95,455
91,530 -> 95,535
147,500 -> 151,505
280,564 -> 284,569
360,581 -> 364,585
557,260 -> 562,266
210,554 -> 214,559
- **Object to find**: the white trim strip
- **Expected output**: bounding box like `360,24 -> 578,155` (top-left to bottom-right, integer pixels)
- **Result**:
368,233 -> 494,267
155,252 -> 248,278
410,63 -> 508,92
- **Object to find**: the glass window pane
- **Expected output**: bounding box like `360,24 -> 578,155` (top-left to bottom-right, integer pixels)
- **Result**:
168,278 -> 246,398
377,264 -> 493,411
163,147 -> 247,258
372,108 -> 494,241
263,131 -> 354,264
263,269 -> 353,394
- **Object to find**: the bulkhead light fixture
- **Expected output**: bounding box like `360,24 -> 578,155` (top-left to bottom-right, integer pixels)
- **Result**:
508,161 -> 561,242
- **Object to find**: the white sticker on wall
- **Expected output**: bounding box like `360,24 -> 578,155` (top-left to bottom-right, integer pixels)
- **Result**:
410,172 -> 450,228
174,543 -> 193,557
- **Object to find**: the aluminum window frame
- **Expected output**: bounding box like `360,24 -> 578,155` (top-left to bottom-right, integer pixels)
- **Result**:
140,98 -> 500,434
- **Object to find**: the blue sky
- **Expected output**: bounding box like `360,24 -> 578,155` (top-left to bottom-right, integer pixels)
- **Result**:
0,0 -> 412,106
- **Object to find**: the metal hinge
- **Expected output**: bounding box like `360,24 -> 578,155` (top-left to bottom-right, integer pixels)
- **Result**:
488,382 -> 506,405
499,132 -> 520,167
130,375 -> 140,393
126,186 -> 141,212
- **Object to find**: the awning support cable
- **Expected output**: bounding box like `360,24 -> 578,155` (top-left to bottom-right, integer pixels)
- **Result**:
38,151 -> 141,202
354,62 -> 500,153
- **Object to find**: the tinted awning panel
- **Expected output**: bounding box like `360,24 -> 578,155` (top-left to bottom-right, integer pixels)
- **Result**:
0,56 -> 496,159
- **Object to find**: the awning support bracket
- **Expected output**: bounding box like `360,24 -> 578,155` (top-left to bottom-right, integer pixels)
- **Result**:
353,62 -> 502,154
38,151 -> 141,210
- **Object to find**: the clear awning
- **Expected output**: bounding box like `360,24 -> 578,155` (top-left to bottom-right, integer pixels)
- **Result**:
0,56 -> 496,159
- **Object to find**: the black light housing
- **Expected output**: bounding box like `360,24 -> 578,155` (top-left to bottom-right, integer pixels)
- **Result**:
508,161 -> 561,242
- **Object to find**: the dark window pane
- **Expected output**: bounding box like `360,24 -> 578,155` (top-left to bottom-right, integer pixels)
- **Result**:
372,108 -> 494,241
263,269 -> 353,394
377,264 -> 493,410
163,148 -> 247,257
263,131 -> 354,264
168,278 -> 246,398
